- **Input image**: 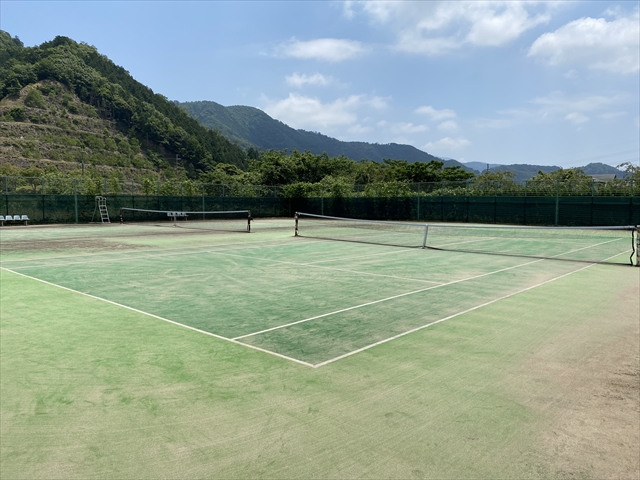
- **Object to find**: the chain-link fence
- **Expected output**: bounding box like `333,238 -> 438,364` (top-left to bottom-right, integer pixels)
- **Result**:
1,176 -> 637,198
1,176 -> 638,227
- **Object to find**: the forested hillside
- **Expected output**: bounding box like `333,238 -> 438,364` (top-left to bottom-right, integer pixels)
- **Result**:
1,31 -> 632,194
179,100 -> 447,164
0,31 -> 249,179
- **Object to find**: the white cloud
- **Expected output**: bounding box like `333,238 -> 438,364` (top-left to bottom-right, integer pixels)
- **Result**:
389,122 -> 429,134
415,105 -> 457,121
368,96 -> 390,110
531,92 -> 626,116
285,73 -> 332,88
276,38 -> 366,62
346,1 -> 554,56
264,93 -> 358,129
563,69 -> 578,79
564,112 -> 589,125
473,118 -> 512,129
423,137 -> 471,152
262,93 -> 387,131
464,3 -> 551,47
437,120 -> 459,132
348,124 -> 372,134
528,9 -> 640,74
478,91 -> 629,128
599,111 -> 625,120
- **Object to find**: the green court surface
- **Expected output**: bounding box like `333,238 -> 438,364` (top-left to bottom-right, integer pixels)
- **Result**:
1,218 -> 638,479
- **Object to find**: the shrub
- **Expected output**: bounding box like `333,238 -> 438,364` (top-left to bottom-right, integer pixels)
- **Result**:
24,88 -> 46,109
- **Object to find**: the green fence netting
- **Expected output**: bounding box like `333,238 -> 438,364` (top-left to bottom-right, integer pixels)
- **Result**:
1,194 -> 639,227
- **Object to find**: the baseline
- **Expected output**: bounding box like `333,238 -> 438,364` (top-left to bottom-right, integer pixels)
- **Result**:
1,238 -> 326,270
0,267 -> 314,368
314,259 -> 604,367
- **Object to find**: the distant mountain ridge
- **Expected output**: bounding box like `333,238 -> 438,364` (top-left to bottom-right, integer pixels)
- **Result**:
480,162 -> 627,182
179,100 -> 474,169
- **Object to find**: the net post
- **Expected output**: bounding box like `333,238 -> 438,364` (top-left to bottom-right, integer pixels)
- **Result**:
119,208 -> 123,224
422,224 -> 429,248
247,211 -> 252,233
294,213 -> 299,236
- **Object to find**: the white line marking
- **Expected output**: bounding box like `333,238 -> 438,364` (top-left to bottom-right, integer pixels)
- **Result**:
313,252 -> 623,367
206,250 -> 443,285
300,247 -> 416,265
1,238 -> 325,270
232,258 -> 543,340
0,267 -> 314,368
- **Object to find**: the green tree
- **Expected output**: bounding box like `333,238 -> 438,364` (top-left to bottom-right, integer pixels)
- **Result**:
471,170 -> 519,195
617,162 -> 640,181
527,168 -> 592,196
24,87 -> 46,108
142,177 -> 157,195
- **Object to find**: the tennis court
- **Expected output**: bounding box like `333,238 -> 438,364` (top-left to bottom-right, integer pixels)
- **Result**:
1,215 -> 638,478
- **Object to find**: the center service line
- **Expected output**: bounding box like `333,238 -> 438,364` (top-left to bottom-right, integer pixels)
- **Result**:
232,257 -> 545,340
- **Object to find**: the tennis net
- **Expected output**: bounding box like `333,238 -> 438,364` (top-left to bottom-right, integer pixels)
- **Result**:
120,208 -> 252,232
294,212 -> 638,266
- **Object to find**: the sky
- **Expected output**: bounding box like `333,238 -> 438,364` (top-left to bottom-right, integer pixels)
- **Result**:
1,1 -> 639,168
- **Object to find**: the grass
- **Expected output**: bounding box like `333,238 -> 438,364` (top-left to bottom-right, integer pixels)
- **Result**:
1,219 -> 638,478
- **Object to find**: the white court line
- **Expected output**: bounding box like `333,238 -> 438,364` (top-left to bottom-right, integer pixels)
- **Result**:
2,238 -> 325,270
234,237 -> 629,342
206,250 -> 443,285
232,258 -> 544,340
434,235 -> 625,259
300,246 -> 416,265
313,261 -> 600,368
0,267 -> 314,368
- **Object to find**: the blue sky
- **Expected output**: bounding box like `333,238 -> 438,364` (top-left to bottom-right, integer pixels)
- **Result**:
2,1 -> 639,168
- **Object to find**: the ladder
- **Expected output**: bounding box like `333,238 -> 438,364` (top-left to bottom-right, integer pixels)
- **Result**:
95,196 -> 110,224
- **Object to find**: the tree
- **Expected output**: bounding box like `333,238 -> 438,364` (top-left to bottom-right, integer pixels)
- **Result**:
527,168 -> 592,195
471,170 -> 519,195
24,87 -> 46,108
617,162 -> 640,181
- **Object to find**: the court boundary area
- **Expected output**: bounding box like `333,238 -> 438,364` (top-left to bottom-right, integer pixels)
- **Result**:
0,245 -> 610,367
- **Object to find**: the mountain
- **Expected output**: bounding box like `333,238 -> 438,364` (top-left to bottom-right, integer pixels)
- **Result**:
179,100 -> 452,166
488,164 -> 560,182
461,161 -> 500,172
579,162 -> 627,176
0,31 -> 249,178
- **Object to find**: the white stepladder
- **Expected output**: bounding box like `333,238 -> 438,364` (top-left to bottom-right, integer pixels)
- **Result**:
92,196 -> 110,224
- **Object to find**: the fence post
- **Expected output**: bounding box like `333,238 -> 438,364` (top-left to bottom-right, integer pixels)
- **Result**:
555,179 -> 560,226
466,179 -> 470,223
494,183 -> 497,224
74,179 -> 78,224
628,179 -> 634,226
202,183 -> 205,219
417,183 -> 420,221
440,181 -> 444,221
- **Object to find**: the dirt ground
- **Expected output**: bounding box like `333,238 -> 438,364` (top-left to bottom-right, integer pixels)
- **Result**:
515,281 -> 640,479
